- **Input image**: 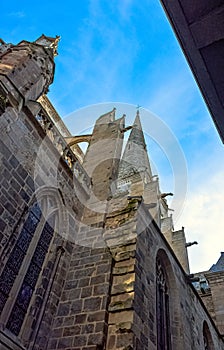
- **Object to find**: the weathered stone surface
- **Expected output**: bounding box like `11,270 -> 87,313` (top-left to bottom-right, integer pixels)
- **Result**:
109,293 -> 134,311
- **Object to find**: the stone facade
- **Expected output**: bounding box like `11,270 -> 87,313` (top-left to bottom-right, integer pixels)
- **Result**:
193,253 -> 224,336
0,36 -> 224,350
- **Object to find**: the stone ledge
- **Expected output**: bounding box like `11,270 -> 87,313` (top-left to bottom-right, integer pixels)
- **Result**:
0,330 -> 25,350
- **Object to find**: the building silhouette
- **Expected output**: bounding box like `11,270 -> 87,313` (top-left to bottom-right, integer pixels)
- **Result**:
0,35 -> 224,350
160,0 -> 224,142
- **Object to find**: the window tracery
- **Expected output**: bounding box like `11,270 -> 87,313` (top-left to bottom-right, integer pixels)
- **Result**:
0,200 -> 56,336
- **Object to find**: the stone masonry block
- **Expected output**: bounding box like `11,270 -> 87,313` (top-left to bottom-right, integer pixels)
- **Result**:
109,293 -> 134,312
111,273 -> 135,295
83,297 -> 102,311
63,325 -> 81,336
108,310 -> 133,325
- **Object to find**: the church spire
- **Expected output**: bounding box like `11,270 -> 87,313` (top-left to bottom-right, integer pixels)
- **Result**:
117,110 -> 152,181
131,109 -> 145,145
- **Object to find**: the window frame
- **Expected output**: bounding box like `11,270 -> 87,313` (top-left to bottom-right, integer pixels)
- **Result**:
0,197 -> 57,338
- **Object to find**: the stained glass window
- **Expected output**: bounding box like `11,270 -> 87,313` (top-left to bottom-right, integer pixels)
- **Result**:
31,202 -> 42,220
6,215 -> 55,336
17,283 -> 33,309
0,265 -> 17,296
7,246 -> 26,272
32,245 -> 47,267
0,204 -> 42,314
17,228 -> 32,251
0,291 -> 8,312
23,213 -> 39,234
0,201 -> 56,337
156,258 -> 171,350
6,304 -> 26,336
39,225 -> 54,249
24,263 -> 41,288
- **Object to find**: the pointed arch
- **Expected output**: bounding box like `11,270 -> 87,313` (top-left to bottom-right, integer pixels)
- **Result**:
34,185 -> 69,235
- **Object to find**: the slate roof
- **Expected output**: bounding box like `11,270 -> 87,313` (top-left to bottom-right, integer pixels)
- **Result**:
210,252 -> 224,272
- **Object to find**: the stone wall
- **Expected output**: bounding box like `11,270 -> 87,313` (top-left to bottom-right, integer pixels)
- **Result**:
205,271 -> 224,335
105,198 -> 138,350
192,268 -> 224,336
134,204 -> 224,349
0,101 -> 87,350
99,199 -> 224,350
47,245 -> 112,350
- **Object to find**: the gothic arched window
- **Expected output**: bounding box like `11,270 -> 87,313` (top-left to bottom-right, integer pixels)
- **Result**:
0,200 -> 56,336
156,257 -> 171,350
203,322 -> 214,350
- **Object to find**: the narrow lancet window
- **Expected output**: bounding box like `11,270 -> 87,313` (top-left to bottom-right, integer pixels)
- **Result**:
156,257 -> 171,350
203,322 -> 213,350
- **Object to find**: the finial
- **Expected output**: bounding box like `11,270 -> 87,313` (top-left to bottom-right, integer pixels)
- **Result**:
52,35 -> 60,56
136,104 -> 142,116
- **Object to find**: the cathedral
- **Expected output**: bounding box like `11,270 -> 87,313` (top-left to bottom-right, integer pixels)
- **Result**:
0,35 -> 224,350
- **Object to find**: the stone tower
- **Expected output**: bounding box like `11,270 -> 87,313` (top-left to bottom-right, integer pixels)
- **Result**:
0,35 -> 59,115
0,36 -> 224,350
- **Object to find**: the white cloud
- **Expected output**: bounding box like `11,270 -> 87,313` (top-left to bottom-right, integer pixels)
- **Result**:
51,1 -> 140,114
177,166 -> 224,273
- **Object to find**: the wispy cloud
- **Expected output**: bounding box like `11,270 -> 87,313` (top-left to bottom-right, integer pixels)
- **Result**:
8,11 -> 25,18
52,1 -> 140,113
116,0 -> 134,21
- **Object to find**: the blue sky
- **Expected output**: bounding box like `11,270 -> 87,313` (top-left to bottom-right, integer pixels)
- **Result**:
2,0 -> 224,272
